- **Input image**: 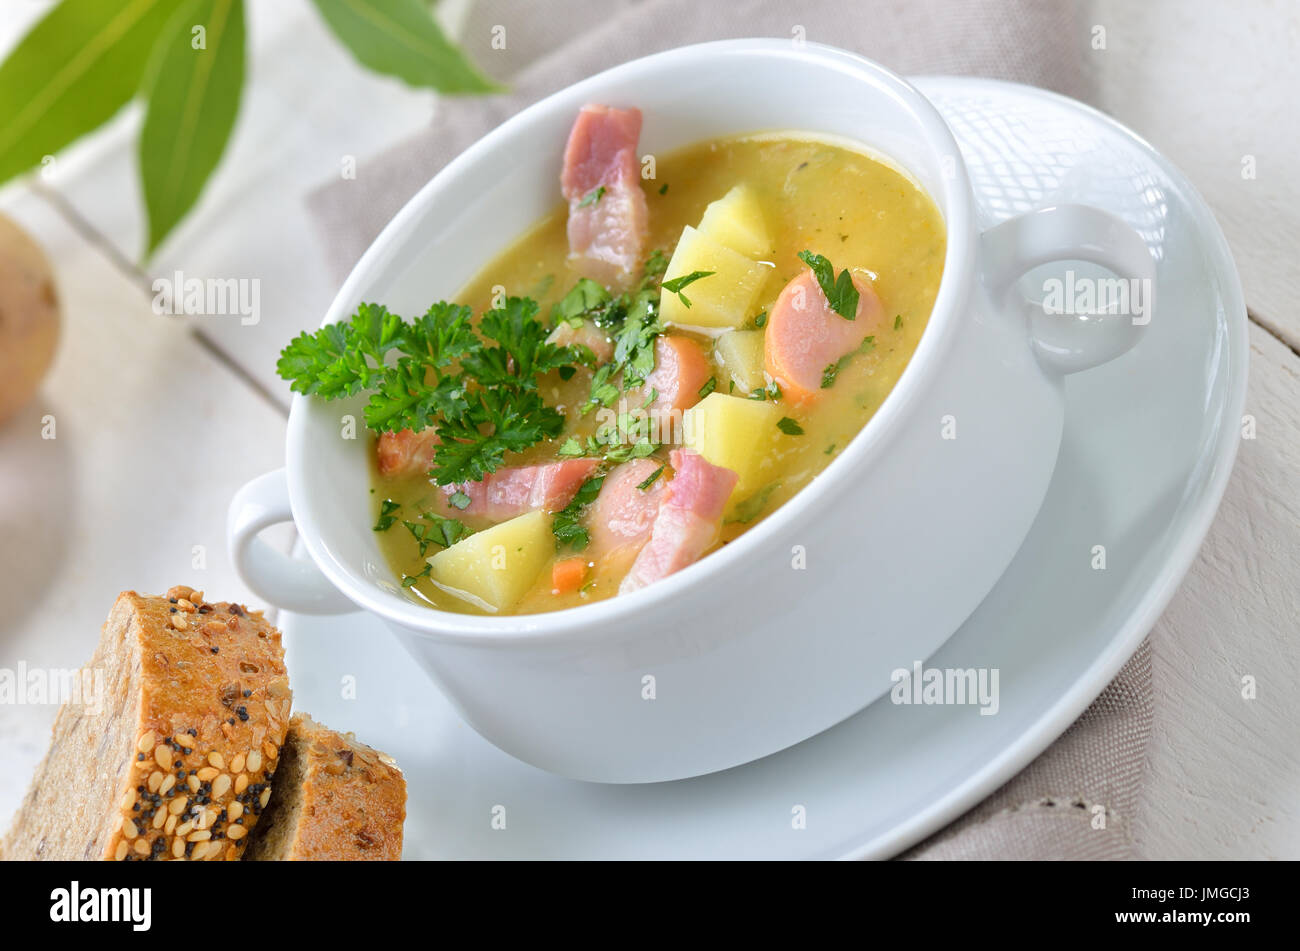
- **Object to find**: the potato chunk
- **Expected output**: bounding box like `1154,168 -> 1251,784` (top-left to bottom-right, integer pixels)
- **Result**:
683,392 -> 781,500
697,185 -> 772,259
659,226 -> 769,330
0,214 -> 59,424
713,329 -> 767,394
428,510 -> 552,613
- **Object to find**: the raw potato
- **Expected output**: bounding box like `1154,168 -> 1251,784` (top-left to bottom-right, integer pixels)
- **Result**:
428,510 -> 553,613
0,214 -> 59,424
684,392 -> 781,500
713,329 -> 767,394
697,185 -> 772,259
660,226 -> 769,330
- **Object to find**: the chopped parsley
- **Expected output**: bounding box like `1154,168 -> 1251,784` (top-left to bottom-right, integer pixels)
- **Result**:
607,438 -> 658,463
561,431 -> 657,465
752,310 -> 768,329
637,465 -> 666,491
552,475 -> 605,551
373,499 -> 401,532
777,417 -> 804,436
552,277 -> 610,327
820,336 -> 876,389
401,563 -> 432,588
403,512 -> 473,557
617,411 -> 654,442
577,185 -> 606,208
749,380 -> 783,402
894,314 -> 903,330
447,490 -> 472,510
661,270 -> 714,309
726,482 -> 780,525
582,254 -> 671,413
530,273 -> 555,299
698,376 -> 717,398
797,250 -> 859,320
658,183 -> 668,195
643,247 -> 669,279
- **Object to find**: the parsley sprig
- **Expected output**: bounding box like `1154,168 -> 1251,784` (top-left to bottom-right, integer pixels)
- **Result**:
277,297 -> 593,486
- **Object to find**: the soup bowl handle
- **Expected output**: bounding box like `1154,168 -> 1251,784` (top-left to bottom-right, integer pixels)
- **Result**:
227,468 -> 358,615
980,203 -> 1156,375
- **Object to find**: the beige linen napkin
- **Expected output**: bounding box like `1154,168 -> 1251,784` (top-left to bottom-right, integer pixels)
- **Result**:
308,0 -> 1152,859
309,0 -> 1093,280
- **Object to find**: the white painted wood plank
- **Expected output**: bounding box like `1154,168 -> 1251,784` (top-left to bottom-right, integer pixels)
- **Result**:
1087,0 -> 1300,348
0,187 -> 290,824
1134,323 -> 1300,858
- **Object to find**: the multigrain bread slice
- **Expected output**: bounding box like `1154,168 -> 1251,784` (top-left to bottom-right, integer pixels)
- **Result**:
243,713 -> 405,861
1,586 -> 292,861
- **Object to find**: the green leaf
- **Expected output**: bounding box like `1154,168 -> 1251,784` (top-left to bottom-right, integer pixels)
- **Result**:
552,476 -> 605,551
725,482 -> 780,525
0,0 -> 176,186
819,336 -> 874,389
365,364 -> 468,433
404,513 -> 471,556
661,269 -> 714,309
797,250 -> 860,320
401,563 -> 432,587
310,0 -> 501,93
636,465 -> 665,491
373,498 -> 401,532
553,277 -> 610,325
138,0 -> 245,256
277,302 -> 411,399
577,185 -> 605,208
401,301 -> 479,365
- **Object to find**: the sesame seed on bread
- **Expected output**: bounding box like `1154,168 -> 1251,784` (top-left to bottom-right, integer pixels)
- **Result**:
1,586 -> 291,861
243,713 -> 406,861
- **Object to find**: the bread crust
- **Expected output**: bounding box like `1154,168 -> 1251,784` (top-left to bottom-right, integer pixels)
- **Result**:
248,713 -> 406,861
3,586 -> 291,861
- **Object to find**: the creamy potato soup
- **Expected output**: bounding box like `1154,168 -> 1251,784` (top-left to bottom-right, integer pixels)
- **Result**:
279,106 -> 944,616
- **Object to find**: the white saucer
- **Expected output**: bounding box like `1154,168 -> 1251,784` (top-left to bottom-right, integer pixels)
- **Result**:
278,77 -> 1247,859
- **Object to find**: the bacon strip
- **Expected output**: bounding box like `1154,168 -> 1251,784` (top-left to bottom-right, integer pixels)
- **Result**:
441,458 -> 601,522
561,105 -> 649,288
619,450 -> 738,593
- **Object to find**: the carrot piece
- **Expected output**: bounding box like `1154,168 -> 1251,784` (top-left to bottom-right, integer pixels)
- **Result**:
551,556 -> 589,595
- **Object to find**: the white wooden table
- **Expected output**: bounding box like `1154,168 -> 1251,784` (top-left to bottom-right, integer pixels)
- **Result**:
0,0 -> 1295,858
